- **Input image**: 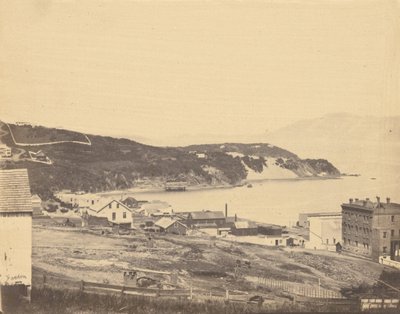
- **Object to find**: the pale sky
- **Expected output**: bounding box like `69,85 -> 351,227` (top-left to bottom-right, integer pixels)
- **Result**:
1,0 -> 399,145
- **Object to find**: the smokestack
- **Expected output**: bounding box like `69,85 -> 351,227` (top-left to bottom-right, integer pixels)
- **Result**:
349,198 -> 353,204
376,196 -> 380,204
235,214 -> 237,222
225,203 -> 228,218
387,197 -> 391,204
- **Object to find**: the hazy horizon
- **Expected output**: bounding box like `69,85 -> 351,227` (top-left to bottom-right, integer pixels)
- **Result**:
1,111 -> 399,149
1,0 -> 399,146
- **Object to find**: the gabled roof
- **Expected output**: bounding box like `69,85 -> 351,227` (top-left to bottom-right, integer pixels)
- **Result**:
188,210 -> 225,220
0,169 -> 32,213
31,194 -> 42,202
89,199 -> 131,213
122,197 -> 138,206
155,217 -> 187,229
233,221 -> 258,229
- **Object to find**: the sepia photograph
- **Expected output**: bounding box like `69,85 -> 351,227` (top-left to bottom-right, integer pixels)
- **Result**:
0,0 -> 399,313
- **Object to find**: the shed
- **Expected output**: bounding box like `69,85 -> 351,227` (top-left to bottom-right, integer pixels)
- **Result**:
231,221 -> 258,236
154,217 -> 188,235
121,197 -> 139,209
257,224 -> 282,236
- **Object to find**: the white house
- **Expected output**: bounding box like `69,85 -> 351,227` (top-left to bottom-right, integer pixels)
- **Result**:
0,169 -> 33,308
87,199 -> 133,228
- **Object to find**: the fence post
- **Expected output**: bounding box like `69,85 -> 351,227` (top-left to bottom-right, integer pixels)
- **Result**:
121,285 -> 125,295
190,285 -> 193,300
43,274 -> 47,287
80,280 -> 85,292
225,289 -> 229,301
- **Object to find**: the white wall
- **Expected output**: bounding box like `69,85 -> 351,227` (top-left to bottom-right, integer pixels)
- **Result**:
306,215 -> 342,250
0,214 -> 32,286
96,201 -> 132,226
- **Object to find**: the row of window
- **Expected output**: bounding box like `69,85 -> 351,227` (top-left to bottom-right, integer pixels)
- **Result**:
382,230 -> 399,238
112,212 -> 127,220
344,211 -> 396,223
343,211 -> 372,221
343,238 -> 370,249
343,224 -> 371,234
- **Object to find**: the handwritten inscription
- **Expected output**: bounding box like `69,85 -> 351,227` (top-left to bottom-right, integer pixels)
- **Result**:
0,273 -> 28,285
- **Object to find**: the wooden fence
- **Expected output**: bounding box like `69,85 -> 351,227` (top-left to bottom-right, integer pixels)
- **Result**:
257,276 -> 343,299
35,274 -> 261,304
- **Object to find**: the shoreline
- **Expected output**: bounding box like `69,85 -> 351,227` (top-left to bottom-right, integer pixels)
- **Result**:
96,175 -> 343,197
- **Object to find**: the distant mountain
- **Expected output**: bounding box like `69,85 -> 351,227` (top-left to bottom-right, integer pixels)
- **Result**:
0,121 -> 340,199
265,113 -> 400,176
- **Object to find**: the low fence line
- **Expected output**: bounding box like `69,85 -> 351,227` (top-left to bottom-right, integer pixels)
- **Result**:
257,276 -> 343,299
36,274 -> 259,304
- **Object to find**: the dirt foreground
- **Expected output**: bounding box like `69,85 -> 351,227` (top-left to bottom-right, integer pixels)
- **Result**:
32,217 -> 385,300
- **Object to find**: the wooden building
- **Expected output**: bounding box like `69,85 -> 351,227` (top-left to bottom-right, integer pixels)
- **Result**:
87,199 -> 133,228
0,169 -> 33,309
121,196 -> 139,209
154,217 -> 188,235
231,221 -> 258,236
257,224 -> 282,236
185,210 -> 226,227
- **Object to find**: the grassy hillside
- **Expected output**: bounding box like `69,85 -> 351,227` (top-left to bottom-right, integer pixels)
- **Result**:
0,121 -> 340,199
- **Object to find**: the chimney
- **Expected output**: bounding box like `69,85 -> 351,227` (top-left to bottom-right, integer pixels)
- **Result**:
387,197 -> 390,204
376,196 -> 380,204
349,198 -> 353,204
235,214 -> 237,222
225,203 -> 228,218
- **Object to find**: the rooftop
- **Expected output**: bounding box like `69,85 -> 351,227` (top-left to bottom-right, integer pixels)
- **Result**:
342,197 -> 400,215
89,199 -> 131,213
189,210 -> 225,220
300,212 -> 342,217
233,221 -> 258,229
0,169 -> 32,213
155,217 -> 186,229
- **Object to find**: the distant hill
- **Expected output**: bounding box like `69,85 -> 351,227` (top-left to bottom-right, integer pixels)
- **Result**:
0,121 -> 340,199
265,113 -> 400,176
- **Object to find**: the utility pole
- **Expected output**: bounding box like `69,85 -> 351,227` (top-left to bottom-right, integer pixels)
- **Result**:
318,278 -> 321,297
0,284 -> 3,313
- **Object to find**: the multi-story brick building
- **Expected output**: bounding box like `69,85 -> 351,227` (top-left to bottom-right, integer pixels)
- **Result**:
341,196 -> 400,262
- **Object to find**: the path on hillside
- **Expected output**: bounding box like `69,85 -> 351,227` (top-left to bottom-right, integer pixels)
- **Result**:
4,122 -> 92,146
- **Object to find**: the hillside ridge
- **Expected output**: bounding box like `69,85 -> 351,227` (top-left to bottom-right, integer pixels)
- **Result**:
0,121 -> 340,199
